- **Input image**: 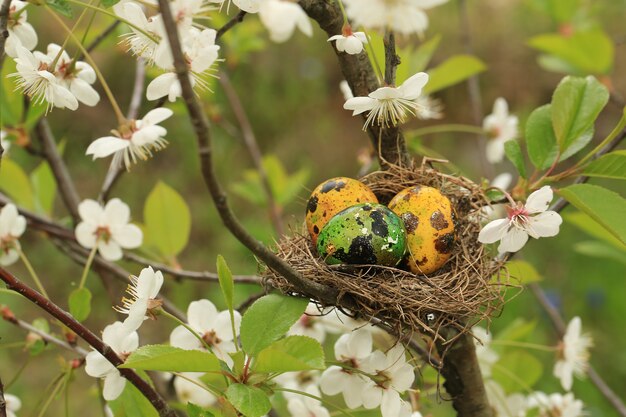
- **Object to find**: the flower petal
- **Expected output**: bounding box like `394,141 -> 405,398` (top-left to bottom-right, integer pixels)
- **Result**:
75,221 -> 97,249
498,228 -> 529,254
103,371 -> 126,401
399,72 -> 429,101
142,107 -> 174,126
527,211 -> 562,238
112,224 -> 143,249
147,73 -> 178,101
97,239 -> 123,261
525,186 -> 553,214
343,97 -> 376,115
478,218 -> 510,244
86,136 -> 129,159
187,299 -> 218,330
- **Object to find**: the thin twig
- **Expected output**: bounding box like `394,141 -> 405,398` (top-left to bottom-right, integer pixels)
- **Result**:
0,0 -> 12,74
383,31 -> 400,86
215,10 -> 246,40
219,72 -> 285,236
84,20 -> 121,55
0,374 -> 6,417
0,268 -> 178,417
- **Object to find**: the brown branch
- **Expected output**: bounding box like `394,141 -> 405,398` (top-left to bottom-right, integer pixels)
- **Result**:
156,0 -> 349,308
0,0 -> 12,74
215,10 -> 246,40
219,72 -> 285,236
0,375 -> 5,417
299,0 -> 410,168
383,31 -> 400,86
0,268 -> 178,417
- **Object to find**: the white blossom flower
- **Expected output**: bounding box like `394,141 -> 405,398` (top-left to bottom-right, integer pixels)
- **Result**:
339,80 -> 353,101
1,130 -> 10,153
554,316 -> 592,391
114,2 -> 161,60
478,186 -> 562,254
258,0 -> 312,43
287,385 -> 331,417
288,302 -> 341,343
4,393 -> 21,417
473,327 -> 499,378
319,328 -> 374,409
527,392 -> 584,417
170,299 -> 242,365
343,0 -> 448,36
85,321 -> 139,401
4,0 -> 37,58
75,198 -> 143,261
10,46 -> 78,112
115,266 -> 164,331
485,380 -> 527,417
483,98 -> 519,164
360,344 -> 415,417
415,95 -> 443,120
174,372 -> 217,407
86,108 -> 173,169
344,72 -> 429,130
328,28 -> 367,55
147,28 -> 220,102
275,370 -> 320,400
0,203 -> 27,266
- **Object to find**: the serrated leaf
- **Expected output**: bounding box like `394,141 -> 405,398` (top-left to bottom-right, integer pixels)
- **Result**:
505,260 -> 542,284
144,181 -> 191,257
31,161 -> 57,215
0,159 -> 35,209
68,287 -> 92,322
47,0 -> 73,17
552,76 -> 608,153
187,403 -> 215,417
240,294 -> 307,356
225,384 -> 271,417
557,184 -> 626,245
492,351 -> 543,393
423,55 -> 486,94
504,140 -> 527,178
525,104 -> 558,169
254,335 -> 325,373
583,150 -> 626,180
216,255 -> 234,311
108,382 -> 159,417
120,345 -> 221,372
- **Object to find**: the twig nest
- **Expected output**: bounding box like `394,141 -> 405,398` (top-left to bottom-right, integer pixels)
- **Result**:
264,162 -> 509,339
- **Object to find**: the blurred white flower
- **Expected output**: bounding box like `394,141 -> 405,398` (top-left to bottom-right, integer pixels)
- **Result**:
75,198 -> 143,261
328,28 -> 367,55
174,372 -> 217,407
528,392 -> 584,417
275,370 -> 320,400
85,321 -> 139,401
554,316 -> 592,391
339,80 -> 353,101
10,46 -> 78,112
483,98 -> 518,164
360,344 -> 415,417
320,328 -> 373,409
343,0 -> 448,36
4,393 -> 21,417
473,327 -> 499,377
478,186 -> 562,254
114,2 -> 161,60
485,380 -> 527,417
169,299 -> 241,365
0,130 -> 10,154
344,72 -> 429,130
415,95 -> 443,120
258,0 -> 312,43
86,108 -> 173,169
0,203 -> 27,266
232,0 -> 260,13
288,302 -> 341,343
287,385 -> 331,417
115,266 -> 164,331
5,0 -> 37,58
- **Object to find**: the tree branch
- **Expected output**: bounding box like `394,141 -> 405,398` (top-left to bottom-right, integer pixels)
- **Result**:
0,268 -> 178,417
0,374 -> 6,417
215,10 -> 246,40
383,31 -> 400,86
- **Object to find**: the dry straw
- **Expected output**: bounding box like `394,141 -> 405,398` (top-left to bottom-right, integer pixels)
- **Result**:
264,161 -> 511,342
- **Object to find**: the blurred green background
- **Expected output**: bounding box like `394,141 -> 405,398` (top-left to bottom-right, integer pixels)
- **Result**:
1,0 -> 625,415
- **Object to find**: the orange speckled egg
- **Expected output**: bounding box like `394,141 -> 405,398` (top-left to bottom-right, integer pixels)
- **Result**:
306,177 -> 378,245
388,186 -> 457,275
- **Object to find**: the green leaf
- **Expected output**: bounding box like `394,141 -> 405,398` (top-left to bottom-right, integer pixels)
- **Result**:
144,181 -> 191,257
525,104 -> 558,169
225,384 -> 271,417
423,55 -> 486,94
565,212 -> 626,250
558,184 -> 626,245
120,345 -> 221,372
47,0 -> 73,18
0,61 -> 21,126
216,255 -> 235,311
504,260 -> 542,284
493,351 -> 543,393
396,34 -> 442,83
495,318 -> 537,343
68,287 -> 92,322
504,140 -> 527,178
186,403 -> 215,417
0,159 -> 35,209
528,29 -> 614,75
254,335 -> 325,373
240,294 -> 307,356
108,382 -> 159,417
31,161 -> 57,215
574,241 -> 626,265
583,150 -> 626,180
551,76 -> 608,153
102,0 -> 121,7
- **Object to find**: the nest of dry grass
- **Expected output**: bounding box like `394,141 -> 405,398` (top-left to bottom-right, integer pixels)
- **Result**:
264,162 -> 511,341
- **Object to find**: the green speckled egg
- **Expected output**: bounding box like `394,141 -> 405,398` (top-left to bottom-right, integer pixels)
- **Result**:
316,203 -> 407,266
306,177 -> 378,246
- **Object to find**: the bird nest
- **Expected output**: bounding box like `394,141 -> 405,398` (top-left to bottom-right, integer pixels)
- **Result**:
263,162 -> 511,341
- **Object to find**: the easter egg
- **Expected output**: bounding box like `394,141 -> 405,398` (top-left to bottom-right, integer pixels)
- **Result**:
316,203 -> 407,266
306,177 -> 378,245
388,186 -> 457,274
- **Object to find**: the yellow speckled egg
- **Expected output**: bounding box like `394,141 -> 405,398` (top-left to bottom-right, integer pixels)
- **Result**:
388,186 -> 457,275
306,177 -> 378,245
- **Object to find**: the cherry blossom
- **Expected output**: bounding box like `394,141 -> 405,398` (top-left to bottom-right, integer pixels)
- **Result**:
258,0 -> 312,43
287,385 -> 330,417
483,98 -> 519,164
114,2 -> 161,61
115,266 -> 164,331
554,316 -> 592,391
344,72 -> 429,129
0,203 -> 27,266
478,186 -> 562,254
75,198 -> 143,261
528,392 -> 584,417
328,27 -> 367,55
5,0 -> 37,58
473,326 -> 499,378
485,380 -> 527,417
85,321 -> 139,401
174,372 -> 218,407
4,393 -> 21,417
288,302 -> 343,343
275,370 -> 320,400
